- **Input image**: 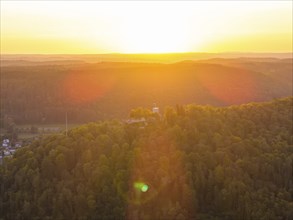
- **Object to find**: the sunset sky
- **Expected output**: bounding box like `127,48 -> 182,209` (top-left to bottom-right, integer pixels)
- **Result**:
1,1 -> 292,54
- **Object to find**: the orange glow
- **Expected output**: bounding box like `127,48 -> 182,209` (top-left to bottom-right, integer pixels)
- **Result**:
1,1 -> 292,54
204,33 -> 292,53
196,65 -> 256,105
62,70 -> 115,104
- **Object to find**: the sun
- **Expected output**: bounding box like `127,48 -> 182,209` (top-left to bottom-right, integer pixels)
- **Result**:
116,7 -> 199,53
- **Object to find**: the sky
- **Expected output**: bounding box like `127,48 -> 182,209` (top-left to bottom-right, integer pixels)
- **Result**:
1,1 -> 292,54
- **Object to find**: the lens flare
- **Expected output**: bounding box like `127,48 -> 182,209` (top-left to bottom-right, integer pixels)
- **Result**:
141,184 -> 148,192
127,133 -> 195,220
62,67 -> 116,105
134,182 -> 149,192
196,64 -> 256,105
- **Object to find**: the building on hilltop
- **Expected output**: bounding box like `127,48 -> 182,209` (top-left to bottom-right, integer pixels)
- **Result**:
125,117 -> 147,125
152,103 -> 159,114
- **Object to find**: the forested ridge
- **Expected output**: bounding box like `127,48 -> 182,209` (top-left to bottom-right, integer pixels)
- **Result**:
1,58 -> 292,125
0,97 -> 292,220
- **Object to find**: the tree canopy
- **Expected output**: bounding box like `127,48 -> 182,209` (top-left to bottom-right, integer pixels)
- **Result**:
0,97 -> 292,220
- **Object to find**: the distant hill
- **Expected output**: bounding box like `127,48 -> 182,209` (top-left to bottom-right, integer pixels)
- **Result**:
1,52 -> 292,64
0,59 -> 86,67
0,57 -> 292,124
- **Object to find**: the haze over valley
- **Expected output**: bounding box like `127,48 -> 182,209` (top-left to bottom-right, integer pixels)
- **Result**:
0,1 -> 292,220
1,54 -> 292,125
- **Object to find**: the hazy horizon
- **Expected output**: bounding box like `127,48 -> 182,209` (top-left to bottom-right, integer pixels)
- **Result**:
1,51 -> 293,55
1,1 -> 292,219
1,1 -> 292,54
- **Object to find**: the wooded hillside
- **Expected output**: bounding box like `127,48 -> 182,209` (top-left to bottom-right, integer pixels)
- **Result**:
1,58 -> 292,126
1,97 -> 292,220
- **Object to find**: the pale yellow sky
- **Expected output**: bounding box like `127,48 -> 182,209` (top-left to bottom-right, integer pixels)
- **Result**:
1,1 -> 292,54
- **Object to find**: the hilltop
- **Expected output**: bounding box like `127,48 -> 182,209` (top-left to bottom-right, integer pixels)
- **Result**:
0,97 -> 292,220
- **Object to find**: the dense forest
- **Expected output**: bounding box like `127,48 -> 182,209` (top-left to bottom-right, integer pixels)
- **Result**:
1,58 -> 292,127
1,97 -> 292,220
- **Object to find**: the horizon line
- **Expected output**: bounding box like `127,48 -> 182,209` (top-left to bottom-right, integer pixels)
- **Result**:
1,51 -> 293,56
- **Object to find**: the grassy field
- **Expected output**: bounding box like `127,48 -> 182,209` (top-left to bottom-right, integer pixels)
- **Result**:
1,124 -> 83,141
15,123 -> 82,129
